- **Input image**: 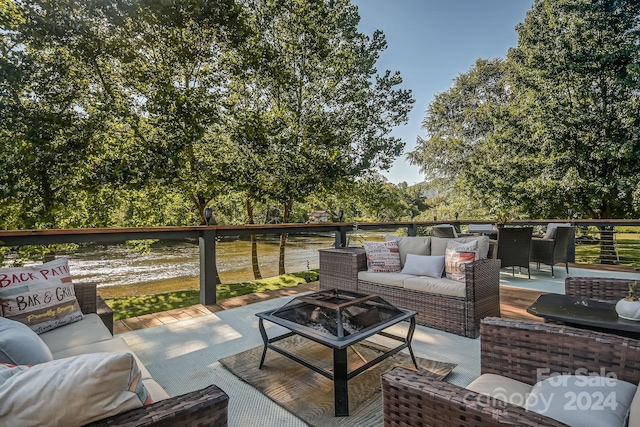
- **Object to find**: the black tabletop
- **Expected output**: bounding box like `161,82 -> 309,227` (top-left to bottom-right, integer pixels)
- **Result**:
527,293 -> 640,336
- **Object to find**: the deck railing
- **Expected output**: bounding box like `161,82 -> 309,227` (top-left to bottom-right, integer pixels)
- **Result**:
1,219 -> 638,304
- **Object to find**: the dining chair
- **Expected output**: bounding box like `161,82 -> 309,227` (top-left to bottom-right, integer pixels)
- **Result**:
496,227 -> 533,278
530,226 -> 573,278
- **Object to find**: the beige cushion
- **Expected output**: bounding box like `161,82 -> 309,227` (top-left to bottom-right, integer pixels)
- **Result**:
363,241 -> 401,273
395,237 -> 431,266
0,258 -> 84,334
358,271 -> 411,287
39,313 -> 113,354
466,373 -> 533,407
0,352 -> 151,427
403,276 -> 465,298
143,378 -> 170,402
52,336 -> 153,380
430,235 -> 490,259
525,375 -> 637,427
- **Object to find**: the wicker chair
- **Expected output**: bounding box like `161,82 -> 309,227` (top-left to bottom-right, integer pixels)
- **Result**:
432,224 -> 457,238
565,276 -> 634,301
530,226 -> 573,277
382,317 -> 640,427
496,227 -> 533,278
73,282 -> 229,427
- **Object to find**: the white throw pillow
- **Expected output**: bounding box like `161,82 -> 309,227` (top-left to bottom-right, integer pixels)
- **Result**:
525,375 -> 637,427
543,223 -> 571,239
0,352 -> 152,427
401,254 -> 445,278
0,258 -> 84,334
362,241 -> 401,273
444,241 -> 478,283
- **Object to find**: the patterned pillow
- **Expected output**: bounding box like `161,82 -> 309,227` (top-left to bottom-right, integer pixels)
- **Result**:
445,241 -> 478,283
363,241 -> 402,273
0,352 -> 152,426
0,258 -> 84,334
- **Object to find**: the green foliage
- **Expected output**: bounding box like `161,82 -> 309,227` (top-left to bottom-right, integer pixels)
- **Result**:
408,0 -> 640,220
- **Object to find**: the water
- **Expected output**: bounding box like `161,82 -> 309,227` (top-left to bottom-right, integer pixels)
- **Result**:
64,234 -> 339,298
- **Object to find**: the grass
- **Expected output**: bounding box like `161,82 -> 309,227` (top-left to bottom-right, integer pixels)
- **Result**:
575,233 -> 640,266
104,270 -> 319,321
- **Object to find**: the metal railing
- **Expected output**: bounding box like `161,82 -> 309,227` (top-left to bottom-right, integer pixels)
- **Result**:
1,219 -> 639,304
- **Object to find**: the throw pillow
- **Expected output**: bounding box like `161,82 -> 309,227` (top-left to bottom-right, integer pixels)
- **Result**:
0,258 -> 84,334
401,254 -> 445,278
0,317 -> 53,365
445,241 -> 478,283
543,222 -> 571,239
362,241 -> 401,273
525,375 -> 637,427
0,352 -> 152,427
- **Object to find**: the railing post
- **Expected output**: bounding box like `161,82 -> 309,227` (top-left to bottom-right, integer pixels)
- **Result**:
199,229 -> 218,305
407,224 -> 418,237
334,226 -> 349,248
567,224 -> 576,263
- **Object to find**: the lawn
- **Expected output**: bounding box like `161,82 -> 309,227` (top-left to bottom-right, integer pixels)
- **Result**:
104,270 -> 319,321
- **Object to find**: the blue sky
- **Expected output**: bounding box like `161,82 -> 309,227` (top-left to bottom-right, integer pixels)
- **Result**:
352,0 -> 534,184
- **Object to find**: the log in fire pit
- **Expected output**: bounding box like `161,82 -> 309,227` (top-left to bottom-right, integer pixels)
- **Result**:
255,289 -> 417,416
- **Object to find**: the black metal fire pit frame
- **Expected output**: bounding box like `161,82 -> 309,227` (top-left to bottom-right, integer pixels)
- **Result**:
255,293 -> 417,417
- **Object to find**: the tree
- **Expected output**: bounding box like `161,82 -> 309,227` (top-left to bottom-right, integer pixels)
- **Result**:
409,0 -> 640,221
237,0 -> 414,274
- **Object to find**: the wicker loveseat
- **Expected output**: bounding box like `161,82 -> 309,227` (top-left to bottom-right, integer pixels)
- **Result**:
319,236 -> 501,338
2,282 -> 229,427
382,317 -> 640,427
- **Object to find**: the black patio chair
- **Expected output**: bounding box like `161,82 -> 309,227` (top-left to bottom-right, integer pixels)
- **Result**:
496,227 -> 533,278
530,226 -> 573,278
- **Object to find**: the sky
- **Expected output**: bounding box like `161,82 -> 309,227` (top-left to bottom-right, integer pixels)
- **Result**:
352,0 -> 534,185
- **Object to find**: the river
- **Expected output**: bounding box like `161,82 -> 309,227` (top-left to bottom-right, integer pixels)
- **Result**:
56,232 -> 384,299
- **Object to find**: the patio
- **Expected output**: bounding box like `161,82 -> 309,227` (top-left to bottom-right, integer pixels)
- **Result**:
113,264 -> 640,426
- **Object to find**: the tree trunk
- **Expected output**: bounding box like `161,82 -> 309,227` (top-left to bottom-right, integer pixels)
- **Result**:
278,200 -> 293,275
246,197 -> 262,280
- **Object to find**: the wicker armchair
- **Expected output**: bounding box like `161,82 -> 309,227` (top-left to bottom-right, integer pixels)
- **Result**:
73,282 -> 230,427
382,317 -> 640,427
565,276 -> 634,301
530,226 -> 573,277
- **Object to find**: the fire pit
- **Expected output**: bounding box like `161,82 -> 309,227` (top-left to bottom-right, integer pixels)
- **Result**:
255,289 -> 417,417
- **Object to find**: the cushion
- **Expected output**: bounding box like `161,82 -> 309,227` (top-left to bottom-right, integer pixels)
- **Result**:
543,222 -> 571,239
431,235 -> 490,259
0,316 -> 53,365
466,373 -> 533,407
445,240 -> 478,283
362,241 -> 401,273
0,352 -> 152,427
395,237 -> 431,266
525,375 -> 637,427
401,254 -> 445,278
403,276 -> 465,298
39,313 -> 113,354
0,258 -> 84,334
357,271 -> 412,288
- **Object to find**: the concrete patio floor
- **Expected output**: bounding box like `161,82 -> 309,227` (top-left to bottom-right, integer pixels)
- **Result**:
113,263 -> 640,427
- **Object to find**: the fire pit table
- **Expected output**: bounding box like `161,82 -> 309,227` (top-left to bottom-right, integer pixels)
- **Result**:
255,289 -> 417,417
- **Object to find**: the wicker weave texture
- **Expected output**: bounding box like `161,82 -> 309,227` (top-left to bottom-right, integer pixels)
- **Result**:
319,247 -> 501,338
382,367 -> 567,427
85,384 -> 229,427
480,317 -> 640,385
74,282 -> 114,333
565,276 -> 634,301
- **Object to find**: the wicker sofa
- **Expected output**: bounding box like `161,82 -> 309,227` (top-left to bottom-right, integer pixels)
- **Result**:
3,282 -> 229,427
319,236 -> 501,338
382,317 -> 640,427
